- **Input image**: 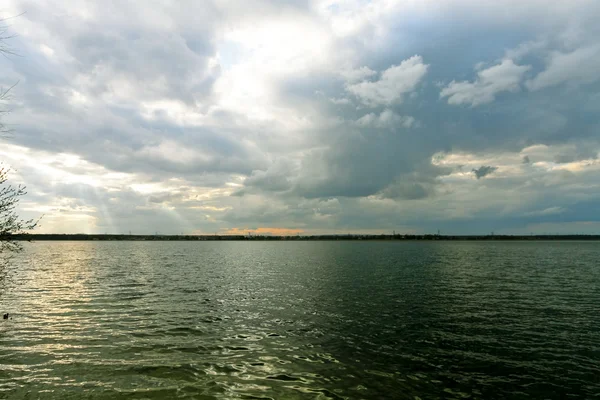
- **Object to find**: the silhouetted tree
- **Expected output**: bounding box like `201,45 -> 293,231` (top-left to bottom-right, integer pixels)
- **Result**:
0,167 -> 37,253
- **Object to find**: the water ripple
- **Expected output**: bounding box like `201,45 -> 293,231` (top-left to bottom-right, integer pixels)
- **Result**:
0,241 -> 599,399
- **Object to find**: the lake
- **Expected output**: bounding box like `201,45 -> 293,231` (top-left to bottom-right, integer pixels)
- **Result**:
0,241 -> 599,399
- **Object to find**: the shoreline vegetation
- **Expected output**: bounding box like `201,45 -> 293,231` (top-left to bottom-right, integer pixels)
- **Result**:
3,233 -> 600,241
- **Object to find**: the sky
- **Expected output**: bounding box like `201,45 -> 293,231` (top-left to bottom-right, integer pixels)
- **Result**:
1,0 -> 600,235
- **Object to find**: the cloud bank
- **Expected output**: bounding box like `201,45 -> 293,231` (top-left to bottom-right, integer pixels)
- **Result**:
0,0 -> 599,235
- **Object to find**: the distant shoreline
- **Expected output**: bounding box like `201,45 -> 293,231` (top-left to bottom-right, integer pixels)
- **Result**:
4,234 -> 600,241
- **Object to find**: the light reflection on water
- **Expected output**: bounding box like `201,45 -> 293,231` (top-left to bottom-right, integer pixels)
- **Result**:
0,241 -> 599,399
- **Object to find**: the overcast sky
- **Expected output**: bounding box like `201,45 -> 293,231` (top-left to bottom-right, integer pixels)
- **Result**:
1,0 -> 600,235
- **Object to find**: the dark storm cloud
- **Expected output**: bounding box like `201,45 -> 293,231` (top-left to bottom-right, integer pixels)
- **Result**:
472,166 -> 498,179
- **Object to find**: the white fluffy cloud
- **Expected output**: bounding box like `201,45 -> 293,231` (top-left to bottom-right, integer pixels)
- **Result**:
526,45 -> 600,91
440,59 -> 531,106
339,66 -> 376,83
356,109 -> 416,129
345,56 -> 429,107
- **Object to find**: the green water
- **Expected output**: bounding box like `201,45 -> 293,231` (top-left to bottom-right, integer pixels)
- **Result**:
0,241 -> 599,399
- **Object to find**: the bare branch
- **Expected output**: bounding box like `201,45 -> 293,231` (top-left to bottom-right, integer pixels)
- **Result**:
0,14 -> 24,58
0,14 -> 38,256
0,17 -> 19,136
0,81 -> 18,137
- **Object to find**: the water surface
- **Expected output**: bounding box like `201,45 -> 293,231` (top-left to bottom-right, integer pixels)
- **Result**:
1,241 -> 599,399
